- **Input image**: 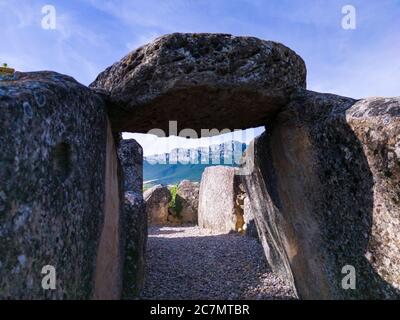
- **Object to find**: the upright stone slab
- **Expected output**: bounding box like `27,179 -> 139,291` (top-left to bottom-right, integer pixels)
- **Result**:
176,180 -> 200,224
144,184 -> 171,225
117,139 -> 147,299
0,72 -> 122,299
122,191 -> 147,299
198,166 -> 237,233
242,90 -> 400,299
118,139 -> 144,192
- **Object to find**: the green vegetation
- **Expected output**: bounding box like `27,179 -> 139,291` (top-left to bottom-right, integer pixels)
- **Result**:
2,63 -> 7,68
168,184 -> 183,217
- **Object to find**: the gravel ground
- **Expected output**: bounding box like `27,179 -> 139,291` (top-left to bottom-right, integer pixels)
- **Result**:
140,226 -> 296,300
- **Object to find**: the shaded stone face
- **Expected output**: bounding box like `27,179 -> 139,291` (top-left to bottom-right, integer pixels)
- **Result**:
90,33 -> 306,134
241,90 -> 400,299
0,72 -> 108,299
117,138 -> 147,299
122,191 -> 147,299
118,139 -> 144,192
243,195 -> 258,239
93,121 -> 124,300
144,185 -> 172,225
176,180 -> 200,224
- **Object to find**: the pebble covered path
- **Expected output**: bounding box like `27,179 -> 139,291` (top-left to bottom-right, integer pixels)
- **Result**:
140,226 -> 295,300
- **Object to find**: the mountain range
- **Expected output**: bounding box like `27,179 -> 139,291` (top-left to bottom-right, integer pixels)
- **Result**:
143,141 -> 247,186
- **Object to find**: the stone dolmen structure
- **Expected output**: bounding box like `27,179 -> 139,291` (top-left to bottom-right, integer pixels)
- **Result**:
1,33 -> 399,299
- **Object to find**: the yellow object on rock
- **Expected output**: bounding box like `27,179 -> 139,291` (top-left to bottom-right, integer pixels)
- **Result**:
0,67 -> 15,75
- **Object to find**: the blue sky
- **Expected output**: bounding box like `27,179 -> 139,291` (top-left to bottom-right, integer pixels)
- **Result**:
1,0 -> 399,155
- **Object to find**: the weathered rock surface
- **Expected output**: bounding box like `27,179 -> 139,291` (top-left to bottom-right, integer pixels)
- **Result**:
346,97 -> 400,296
242,90 -> 400,299
118,139 -> 144,192
90,33 -> 306,134
144,185 -> 172,225
198,166 -> 255,234
117,138 -> 147,299
176,180 -> 200,224
122,191 -> 147,299
243,193 -> 259,239
198,166 -> 239,233
0,72 -> 113,299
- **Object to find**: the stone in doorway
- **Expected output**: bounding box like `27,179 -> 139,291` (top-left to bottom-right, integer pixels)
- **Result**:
176,180 -> 200,224
144,184 -> 172,225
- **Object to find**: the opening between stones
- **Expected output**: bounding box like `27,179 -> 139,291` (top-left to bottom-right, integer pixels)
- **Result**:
119,127 -> 295,299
